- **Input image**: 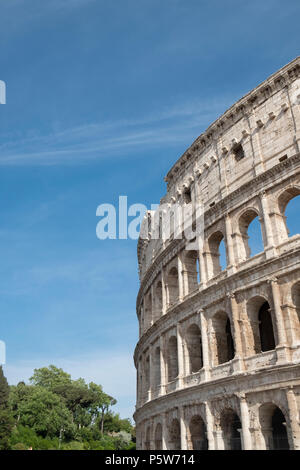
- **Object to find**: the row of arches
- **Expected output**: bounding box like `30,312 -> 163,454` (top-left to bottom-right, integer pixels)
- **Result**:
143,404 -> 290,450
139,281 -> 300,402
140,187 -> 300,334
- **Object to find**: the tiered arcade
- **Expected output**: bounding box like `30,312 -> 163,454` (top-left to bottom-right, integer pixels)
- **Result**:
134,57 -> 300,450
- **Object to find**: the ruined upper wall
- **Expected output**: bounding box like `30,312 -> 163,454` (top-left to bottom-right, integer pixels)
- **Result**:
137,57 -> 300,281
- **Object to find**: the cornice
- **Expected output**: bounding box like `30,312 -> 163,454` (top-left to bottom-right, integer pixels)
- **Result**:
164,57 -> 300,186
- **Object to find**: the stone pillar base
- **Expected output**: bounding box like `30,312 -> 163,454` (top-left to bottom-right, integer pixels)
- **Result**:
276,345 -> 291,364
232,356 -> 245,373
264,246 -> 277,259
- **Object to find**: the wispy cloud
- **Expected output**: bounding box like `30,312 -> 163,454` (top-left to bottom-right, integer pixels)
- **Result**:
0,95 -> 237,166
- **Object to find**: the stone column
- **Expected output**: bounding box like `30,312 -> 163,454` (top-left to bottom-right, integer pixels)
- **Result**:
285,387 -> 300,450
268,278 -> 287,347
199,309 -> 211,380
148,344 -> 154,401
162,413 -> 168,450
260,191 -> 276,257
227,293 -> 245,371
225,213 -> 236,274
161,266 -> 167,314
178,254 -> 184,301
214,429 -> 225,450
238,394 -> 252,450
204,401 -> 215,450
179,407 -> 187,450
177,323 -> 184,388
159,335 -> 166,396
150,418 -> 155,450
199,250 -> 207,287
137,358 -> 142,407
150,284 -> 154,326
281,303 -> 299,346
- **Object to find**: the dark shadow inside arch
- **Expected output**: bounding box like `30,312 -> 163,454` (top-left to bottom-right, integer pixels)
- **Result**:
259,302 -> 275,352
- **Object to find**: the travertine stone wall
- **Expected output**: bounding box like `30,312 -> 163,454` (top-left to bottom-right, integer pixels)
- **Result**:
134,57 -> 300,450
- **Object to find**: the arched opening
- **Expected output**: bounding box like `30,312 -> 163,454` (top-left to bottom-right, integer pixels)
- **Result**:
153,346 -> 161,390
277,187 -> 300,242
285,194 -> 300,237
226,318 -> 235,361
207,231 -> 227,278
145,426 -> 151,450
238,209 -> 264,261
272,408 -> 289,450
259,403 -> 290,450
183,188 -> 192,204
212,312 -> 235,366
259,302 -> 276,352
188,415 -> 208,450
167,267 -> 179,306
246,296 -> 276,355
154,423 -> 163,450
220,409 -> 242,450
154,281 -> 162,322
167,336 -> 178,382
168,418 -> 181,450
183,250 -> 200,294
233,142 -> 245,162
186,324 -> 202,373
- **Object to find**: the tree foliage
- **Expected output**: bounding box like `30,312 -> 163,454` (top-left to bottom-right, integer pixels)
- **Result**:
2,364 -> 135,450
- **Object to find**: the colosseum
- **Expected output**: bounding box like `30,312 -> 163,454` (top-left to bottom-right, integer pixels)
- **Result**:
134,57 -> 300,450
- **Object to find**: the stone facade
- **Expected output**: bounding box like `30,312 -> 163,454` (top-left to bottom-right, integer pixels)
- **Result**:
134,57 -> 300,450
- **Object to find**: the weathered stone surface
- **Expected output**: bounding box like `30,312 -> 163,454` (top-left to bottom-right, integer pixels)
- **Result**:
134,57 -> 300,450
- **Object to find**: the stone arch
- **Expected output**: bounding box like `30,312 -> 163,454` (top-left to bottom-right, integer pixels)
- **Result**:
211,311 -> 235,366
167,336 -> 178,381
276,186 -> 300,242
154,423 -> 163,450
246,296 -> 276,355
183,250 -> 200,294
220,408 -> 242,450
259,403 -> 290,450
168,418 -> 181,450
185,324 -> 202,373
167,267 -> 179,306
207,231 -> 227,278
153,346 -> 161,390
238,208 -> 264,261
188,415 -> 208,450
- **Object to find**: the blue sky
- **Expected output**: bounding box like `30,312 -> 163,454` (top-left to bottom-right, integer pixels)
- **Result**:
0,0 -> 299,420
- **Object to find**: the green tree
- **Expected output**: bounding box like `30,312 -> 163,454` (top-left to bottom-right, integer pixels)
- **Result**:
0,366 -> 14,449
52,379 -> 93,428
0,366 -> 9,407
88,382 -> 117,434
30,365 -> 72,390
17,386 -> 75,439
9,382 -> 34,422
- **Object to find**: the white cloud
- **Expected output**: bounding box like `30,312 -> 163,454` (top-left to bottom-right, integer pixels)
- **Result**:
0,95 -> 237,166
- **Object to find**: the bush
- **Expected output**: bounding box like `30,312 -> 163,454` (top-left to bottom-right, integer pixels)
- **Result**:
61,441 -> 85,450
